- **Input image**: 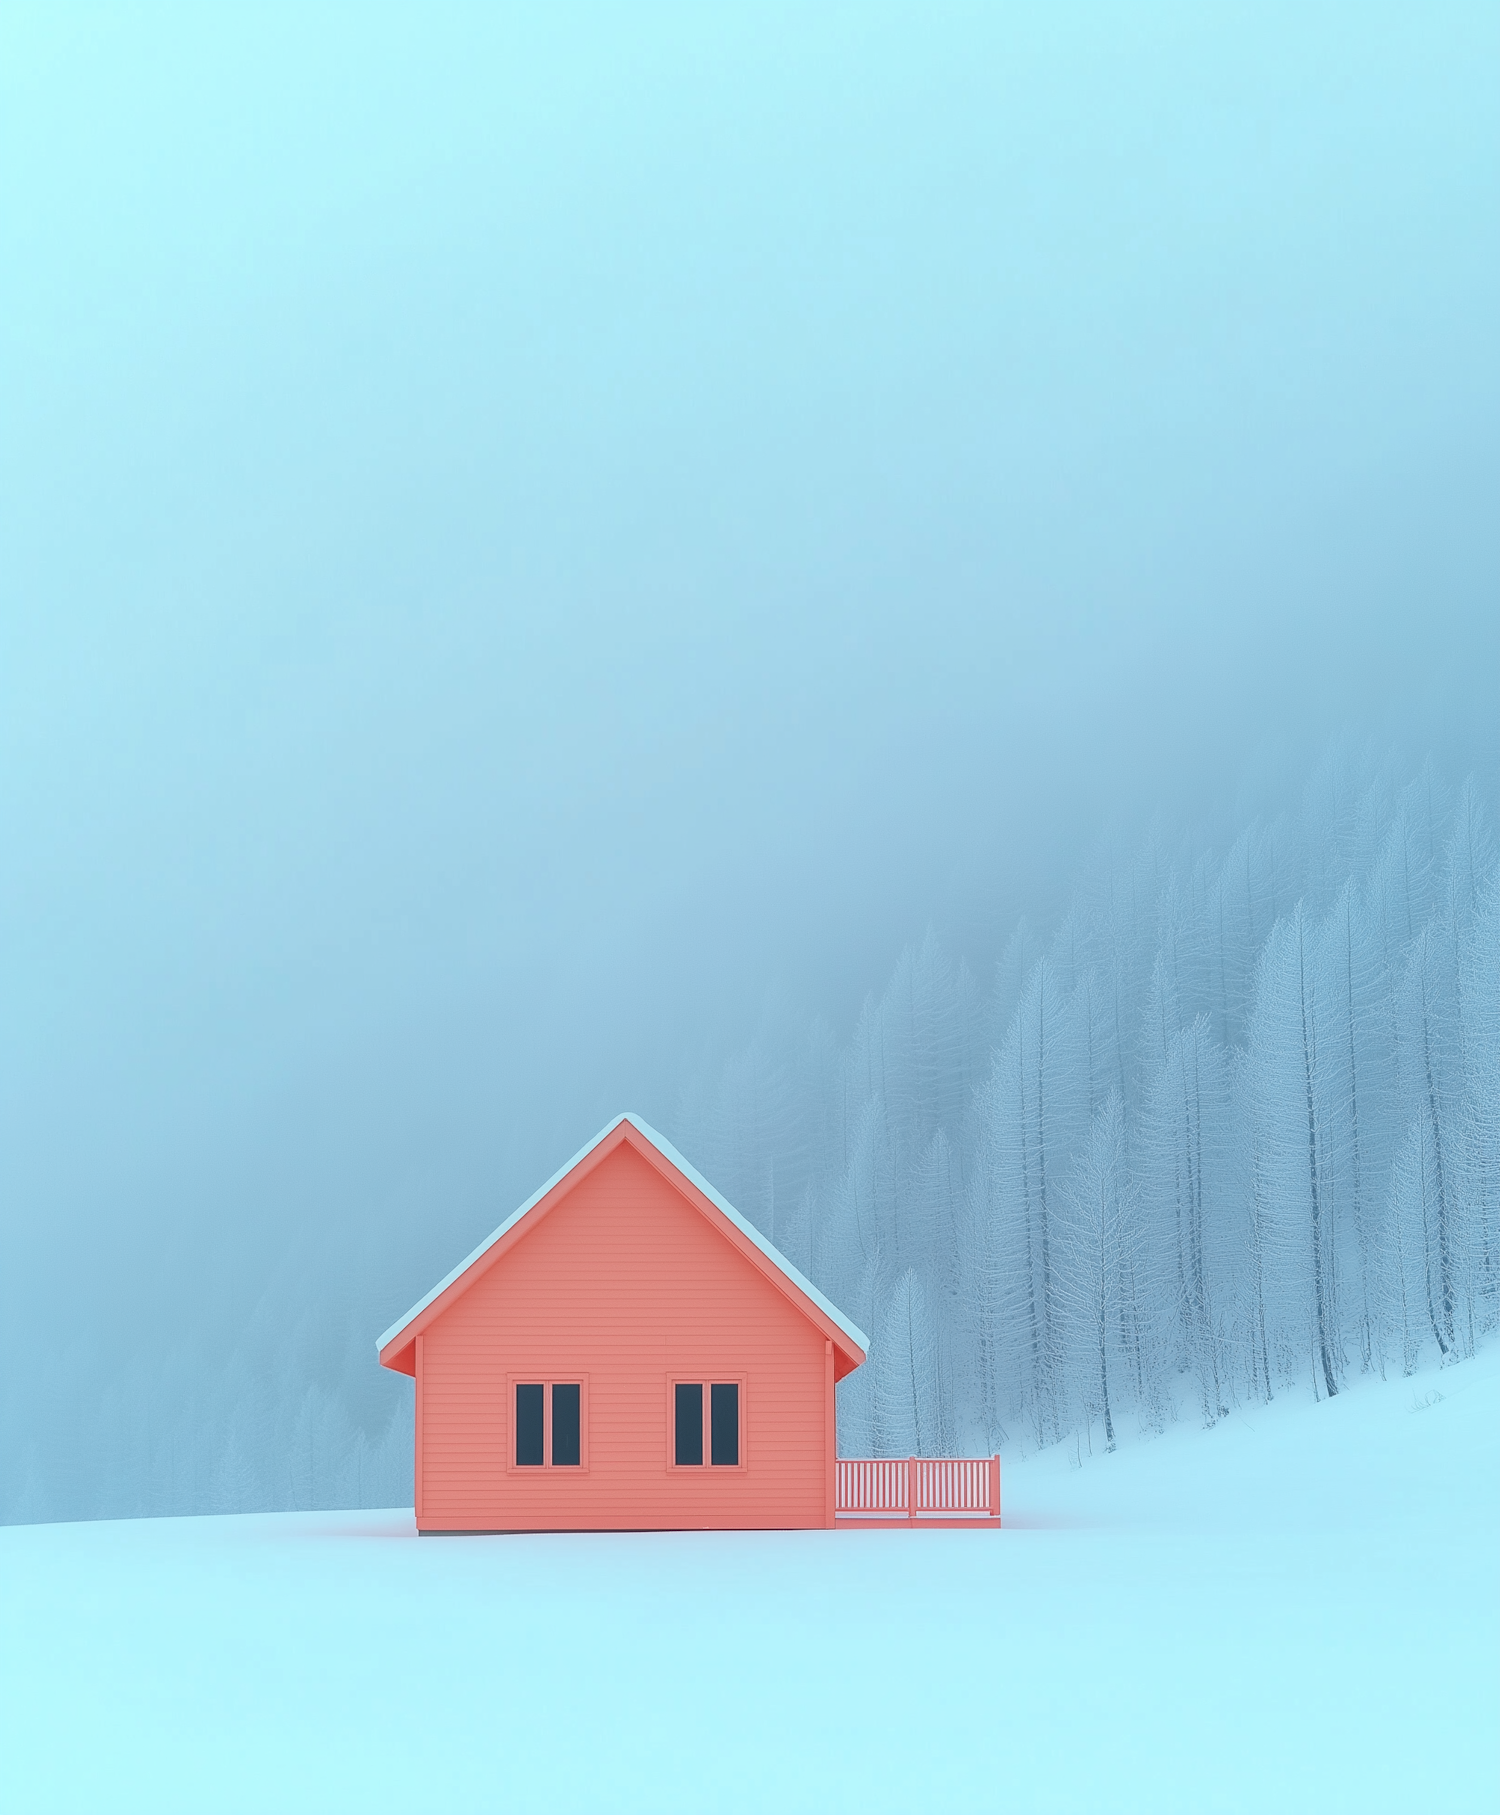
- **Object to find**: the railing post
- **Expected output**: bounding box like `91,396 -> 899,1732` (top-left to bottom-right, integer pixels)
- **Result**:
908,1456 -> 917,1525
991,1453 -> 1001,1523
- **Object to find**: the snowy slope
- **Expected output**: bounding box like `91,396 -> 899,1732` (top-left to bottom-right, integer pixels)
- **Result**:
2,1348 -> 1494,1815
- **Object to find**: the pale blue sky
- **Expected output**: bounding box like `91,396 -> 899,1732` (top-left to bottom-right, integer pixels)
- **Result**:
3,6 -> 1497,1332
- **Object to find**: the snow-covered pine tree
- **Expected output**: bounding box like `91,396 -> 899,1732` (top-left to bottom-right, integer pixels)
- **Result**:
871,1269 -> 944,1458
1055,1093 -> 1138,1449
1245,906 -> 1342,1400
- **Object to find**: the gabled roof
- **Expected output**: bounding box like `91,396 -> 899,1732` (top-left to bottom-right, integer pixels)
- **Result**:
375,1113 -> 869,1376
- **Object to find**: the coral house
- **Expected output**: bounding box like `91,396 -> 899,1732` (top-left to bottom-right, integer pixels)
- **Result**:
377,1114 -> 868,1532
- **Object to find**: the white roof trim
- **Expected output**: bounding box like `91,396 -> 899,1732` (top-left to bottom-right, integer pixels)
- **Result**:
376,1112 -> 869,1358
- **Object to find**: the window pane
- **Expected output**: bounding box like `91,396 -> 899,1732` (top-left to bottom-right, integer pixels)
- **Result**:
515,1383 -> 544,1466
711,1383 -> 739,1466
674,1383 -> 703,1466
552,1383 -> 581,1466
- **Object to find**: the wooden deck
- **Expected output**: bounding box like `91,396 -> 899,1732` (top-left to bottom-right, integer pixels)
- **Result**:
835,1455 -> 1000,1526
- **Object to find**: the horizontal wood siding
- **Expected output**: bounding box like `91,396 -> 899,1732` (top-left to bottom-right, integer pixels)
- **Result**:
419,1142 -> 828,1530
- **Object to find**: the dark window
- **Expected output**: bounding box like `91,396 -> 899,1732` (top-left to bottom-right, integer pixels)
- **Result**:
711,1383 -> 739,1466
674,1382 -> 703,1466
515,1382 -> 544,1466
552,1383 -> 581,1466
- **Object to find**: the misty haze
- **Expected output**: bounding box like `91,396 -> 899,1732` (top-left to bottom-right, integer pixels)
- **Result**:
2,7 -> 1496,1812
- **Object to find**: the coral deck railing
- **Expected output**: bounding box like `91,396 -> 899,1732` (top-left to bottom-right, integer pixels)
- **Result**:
835,1455 -> 1001,1526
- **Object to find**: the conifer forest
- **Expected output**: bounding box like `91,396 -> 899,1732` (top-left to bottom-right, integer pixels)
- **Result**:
675,752 -> 1500,1462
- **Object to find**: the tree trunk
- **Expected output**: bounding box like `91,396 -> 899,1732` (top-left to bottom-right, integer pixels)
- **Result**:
1298,921 -> 1339,1398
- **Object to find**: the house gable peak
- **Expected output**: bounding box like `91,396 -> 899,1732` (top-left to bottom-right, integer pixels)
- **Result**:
374,1113 -> 868,1376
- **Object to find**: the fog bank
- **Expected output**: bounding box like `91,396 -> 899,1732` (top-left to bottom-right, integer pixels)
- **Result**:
2,4 -> 1496,1519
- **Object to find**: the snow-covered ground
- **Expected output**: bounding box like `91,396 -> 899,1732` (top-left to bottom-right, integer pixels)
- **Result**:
3,1349 -> 1494,1815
